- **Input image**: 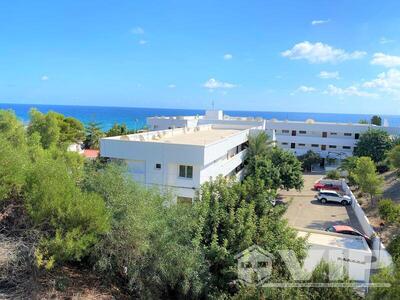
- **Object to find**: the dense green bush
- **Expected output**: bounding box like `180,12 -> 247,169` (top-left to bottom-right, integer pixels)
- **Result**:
378,199 -> 400,223
354,129 -> 393,163
325,169 -> 341,180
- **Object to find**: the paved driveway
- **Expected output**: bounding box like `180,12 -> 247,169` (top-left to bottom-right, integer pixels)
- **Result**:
279,173 -> 363,233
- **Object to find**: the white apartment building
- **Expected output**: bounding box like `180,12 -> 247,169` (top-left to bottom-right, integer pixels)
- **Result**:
100,109 -> 400,200
100,121 -> 263,203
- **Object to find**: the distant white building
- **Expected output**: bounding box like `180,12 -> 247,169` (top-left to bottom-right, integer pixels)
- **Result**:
100,110 -> 400,200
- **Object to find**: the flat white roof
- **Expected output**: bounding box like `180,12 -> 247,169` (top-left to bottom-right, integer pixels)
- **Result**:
297,230 -> 370,252
103,126 -> 245,146
151,128 -> 242,145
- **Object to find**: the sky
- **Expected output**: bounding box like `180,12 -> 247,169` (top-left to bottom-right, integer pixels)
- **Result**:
1,0 -> 400,114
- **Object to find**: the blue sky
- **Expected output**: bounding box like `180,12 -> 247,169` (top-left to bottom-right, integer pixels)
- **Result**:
1,0 -> 400,114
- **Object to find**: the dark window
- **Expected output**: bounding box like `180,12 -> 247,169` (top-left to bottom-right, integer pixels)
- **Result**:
343,146 -> 351,150
179,165 -> 186,177
155,163 -> 162,169
355,133 -> 360,139
330,132 -> 337,135
282,142 -> 288,145
292,130 -> 297,136
322,132 -> 327,138
312,144 -> 319,147
179,165 -> 193,178
299,143 -> 306,146
291,143 -> 296,149
282,130 -> 290,133
299,130 -> 306,134
321,145 -> 326,150
329,145 -> 337,149
344,133 -> 352,136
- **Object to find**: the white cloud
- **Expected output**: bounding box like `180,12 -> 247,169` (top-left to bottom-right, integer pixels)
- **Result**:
311,19 -> 330,25
297,85 -> 317,93
318,71 -> 340,79
223,53 -> 233,60
325,84 -> 377,98
363,68 -> 400,96
168,84 -> 176,88
380,37 -> 395,44
41,75 -> 49,81
282,41 -> 366,63
131,27 -> 144,35
371,53 -> 400,68
138,40 -> 147,45
203,78 -> 236,89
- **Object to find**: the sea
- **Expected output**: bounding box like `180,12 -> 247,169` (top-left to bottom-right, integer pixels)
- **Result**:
1,103 -> 400,130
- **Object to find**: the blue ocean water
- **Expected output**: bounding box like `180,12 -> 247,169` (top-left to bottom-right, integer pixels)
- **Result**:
1,103 -> 400,130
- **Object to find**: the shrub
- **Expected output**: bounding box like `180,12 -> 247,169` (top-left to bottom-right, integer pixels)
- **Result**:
388,236 -> 400,263
376,162 -> 390,174
325,170 -> 341,180
378,199 -> 400,223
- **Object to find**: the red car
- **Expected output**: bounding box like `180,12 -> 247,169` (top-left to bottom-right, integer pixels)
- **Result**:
313,181 -> 341,191
326,225 -> 372,246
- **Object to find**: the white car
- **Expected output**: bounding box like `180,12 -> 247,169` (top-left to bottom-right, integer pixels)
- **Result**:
316,190 -> 352,205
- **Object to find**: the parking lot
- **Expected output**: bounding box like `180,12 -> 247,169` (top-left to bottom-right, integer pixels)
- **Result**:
279,174 -> 363,233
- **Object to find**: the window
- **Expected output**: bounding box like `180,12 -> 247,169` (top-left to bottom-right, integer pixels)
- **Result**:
179,165 -> 193,178
282,130 -> 289,133
344,133 -> 352,136
177,196 -> 193,205
355,133 -> 360,139
322,132 -> 327,138
329,145 -> 337,149
282,142 -> 288,146
291,143 -> 296,149
343,146 -> 351,150
298,143 -> 306,146
155,163 -> 162,169
299,130 -> 306,134
311,144 -> 319,147
321,145 -> 326,150
330,132 -> 337,135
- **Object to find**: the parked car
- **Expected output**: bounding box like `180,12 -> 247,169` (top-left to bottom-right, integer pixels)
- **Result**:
313,181 -> 341,191
316,190 -> 352,205
326,225 -> 372,246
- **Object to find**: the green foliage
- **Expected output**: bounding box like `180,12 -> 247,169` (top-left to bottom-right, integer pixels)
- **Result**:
354,129 -> 393,163
25,156 -> 110,266
325,169 -> 341,180
378,199 -> 400,223
359,119 -> 369,124
388,236 -> 400,263
86,163 -> 207,298
84,121 -> 105,149
0,109 -> 27,147
27,109 -> 84,149
353,157 -> 384,200
371,115 -> 382,126
247,133 -> 304,191
339,156 -> 359,185
368,263 -> 400,299
106,123 -> 137,137
193,176 -> 306,295
388,145 -> 400,171
0,135 -> 28,201
298,150 -> 321,172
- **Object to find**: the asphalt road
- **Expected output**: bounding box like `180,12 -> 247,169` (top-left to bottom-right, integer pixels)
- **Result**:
279,173 -> 363,233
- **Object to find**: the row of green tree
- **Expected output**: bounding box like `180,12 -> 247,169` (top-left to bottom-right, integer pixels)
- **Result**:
16,108 -> 140,150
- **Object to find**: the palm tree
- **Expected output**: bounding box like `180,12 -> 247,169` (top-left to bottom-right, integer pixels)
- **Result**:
247,131 -> 272,158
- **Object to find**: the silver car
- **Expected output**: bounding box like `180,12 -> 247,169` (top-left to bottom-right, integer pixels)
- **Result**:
316,190 -> 352,205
